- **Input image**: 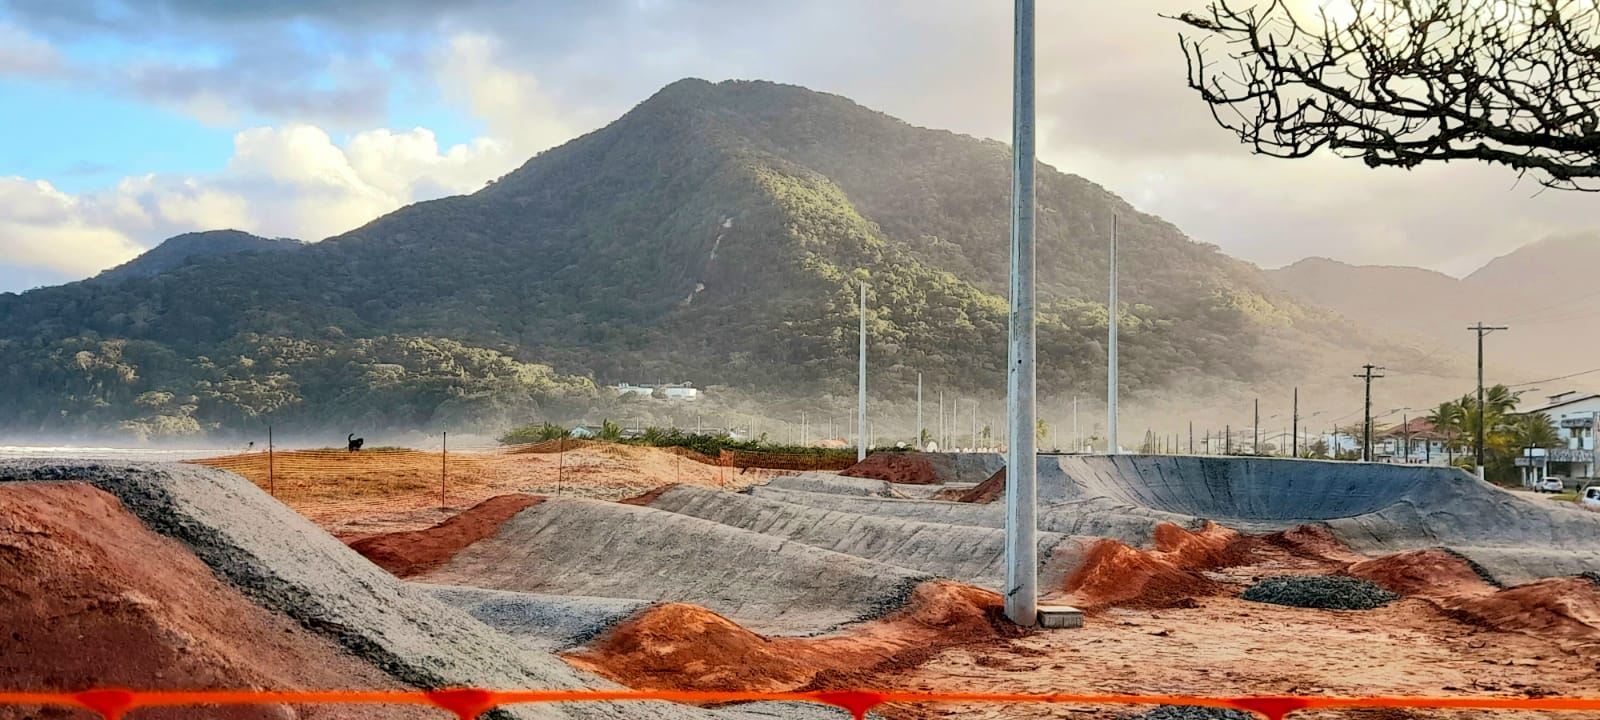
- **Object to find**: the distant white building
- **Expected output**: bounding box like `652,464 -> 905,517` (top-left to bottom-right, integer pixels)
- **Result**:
612,382 -> 701,401
1514,390 -> 1600,479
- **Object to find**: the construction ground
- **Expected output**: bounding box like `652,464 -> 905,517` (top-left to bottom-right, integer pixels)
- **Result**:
3,445 -> 1600,720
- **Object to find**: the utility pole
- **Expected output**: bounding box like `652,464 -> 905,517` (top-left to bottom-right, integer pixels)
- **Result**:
1188,422 -> 1194,453
916,373 -> 923,450
1291,387 -> 1299,458
1107,214 -> 1120,455
1253,398 -> 1260,455
858,281 -> 868,462
1468,323 -> 1507,479
1354,363 -> 1385,462
1004,0 -> 1039,628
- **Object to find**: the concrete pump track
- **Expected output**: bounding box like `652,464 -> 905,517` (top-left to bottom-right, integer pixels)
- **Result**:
4,453 -> 1600,720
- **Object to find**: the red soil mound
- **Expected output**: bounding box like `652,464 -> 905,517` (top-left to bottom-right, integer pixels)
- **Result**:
562,580 -> 1024,693
1062,537 -> 1224,610
1260,523 -> 1365,564
1437,577 -> 1600,642
1153,521 -> 1253,568
951,467 -> 1006,503
348,493 -> 542,577
0,482 -> 431,720
1346,549 -> 1499,599
841,453 -> 939,485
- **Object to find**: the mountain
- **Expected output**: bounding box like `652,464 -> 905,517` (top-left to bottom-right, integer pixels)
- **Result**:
0,79 -> 1441,439
1266,233 -> 1600,382
95,230 -> 302,283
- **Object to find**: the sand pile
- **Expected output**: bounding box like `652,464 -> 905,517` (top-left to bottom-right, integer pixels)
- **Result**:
1345,549 -> 1499,598
0,482 -> 431,720
841,453 -> 938,485
348,494 -> 542,577
563,580 -> 1022,693
1062,538 -> 1223,610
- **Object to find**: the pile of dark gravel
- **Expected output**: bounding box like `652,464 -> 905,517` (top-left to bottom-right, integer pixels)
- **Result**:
1125,705 -> 1253,720
1240,575 -> 1399,610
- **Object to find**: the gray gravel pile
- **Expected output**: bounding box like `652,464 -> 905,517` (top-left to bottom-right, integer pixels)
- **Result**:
1124,705 -> 1253,720
1240,575 -> 1399,610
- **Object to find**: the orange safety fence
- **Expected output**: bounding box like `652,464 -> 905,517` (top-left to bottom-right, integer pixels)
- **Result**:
5,688 -> 1600,720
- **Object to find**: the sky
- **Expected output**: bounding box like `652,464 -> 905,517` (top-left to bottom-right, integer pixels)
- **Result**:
0,0 -> 1595,294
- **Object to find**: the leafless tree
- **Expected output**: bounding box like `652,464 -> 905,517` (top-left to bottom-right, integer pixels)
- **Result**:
1174,0 -> 1600,190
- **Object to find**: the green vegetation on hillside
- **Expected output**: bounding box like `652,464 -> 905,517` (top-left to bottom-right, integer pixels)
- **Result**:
0,79 -> 1425,438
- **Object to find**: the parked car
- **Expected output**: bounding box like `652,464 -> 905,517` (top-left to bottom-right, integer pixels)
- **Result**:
1536,476 -> 1566,493
1582,485 -> 1600,512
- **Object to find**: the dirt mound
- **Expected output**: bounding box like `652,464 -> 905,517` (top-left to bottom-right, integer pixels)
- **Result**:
563,580 -> 1021,693
1437,576 -> 1600,641
348,494 -> 542,577
1062,539 -> 1223,610
0,482 -> 431,719
840,453 -> 938,485
1260,524 -> 1364,564
953,467 -> 1005,503
1346,549 -> 1500,598
1153,521 -> 1253,568
1240,575 -> 1399,610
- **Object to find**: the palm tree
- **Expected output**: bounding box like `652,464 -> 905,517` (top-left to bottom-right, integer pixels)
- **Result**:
1506,413 -> 1561,451
1427,400 -> 1465,464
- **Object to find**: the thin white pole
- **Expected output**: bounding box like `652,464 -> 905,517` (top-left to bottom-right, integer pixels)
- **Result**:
1108,215 -> 1120,455
1004,0 -> 1039,628
858,281 -> 868,461
916,372 -> 923,450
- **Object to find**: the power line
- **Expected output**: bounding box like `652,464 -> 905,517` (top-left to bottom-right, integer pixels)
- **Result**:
1507,366 -> 1600,389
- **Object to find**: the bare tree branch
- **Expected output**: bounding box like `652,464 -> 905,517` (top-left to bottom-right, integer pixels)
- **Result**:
1172,0 -> 1600,190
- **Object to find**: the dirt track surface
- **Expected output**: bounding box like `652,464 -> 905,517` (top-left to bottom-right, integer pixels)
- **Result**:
191,444 -> 785,536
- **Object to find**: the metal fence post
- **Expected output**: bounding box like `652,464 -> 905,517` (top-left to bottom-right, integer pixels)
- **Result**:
441,431 -> 448,510
267,425 -> 275,497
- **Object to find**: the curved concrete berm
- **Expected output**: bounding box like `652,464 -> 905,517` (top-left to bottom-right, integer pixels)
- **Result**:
0,461 -> 839,720
416,496 -> 931,634
1042,455 -> 1600,583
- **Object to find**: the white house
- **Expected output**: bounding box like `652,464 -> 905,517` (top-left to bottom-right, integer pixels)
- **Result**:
1514,390 -> 1600,479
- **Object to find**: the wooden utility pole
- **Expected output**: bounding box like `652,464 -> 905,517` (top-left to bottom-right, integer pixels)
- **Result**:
1468,323 -> 1507,479
1354,364 -> 1385,462
1291,387 -> 1299,458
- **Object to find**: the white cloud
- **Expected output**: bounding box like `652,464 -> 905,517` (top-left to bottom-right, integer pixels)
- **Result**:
0,178 -> 144,276
434,33 -> 577,155
0,23 -> 62,77
0,123 -> 516,282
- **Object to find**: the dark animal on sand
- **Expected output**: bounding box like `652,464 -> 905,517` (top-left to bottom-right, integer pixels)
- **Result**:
348,433 -> 364,452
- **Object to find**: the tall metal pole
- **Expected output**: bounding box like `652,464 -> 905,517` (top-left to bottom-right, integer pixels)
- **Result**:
1292,387 -> 1299,458
858,281 -> 868,462
916,372 -> 923,450
1073,395 -> 1079,453
1107,215 -> 1120,455
1004,0 -> 1039,628
1468,323 -> 1506,479
1254,398 -> 1260,455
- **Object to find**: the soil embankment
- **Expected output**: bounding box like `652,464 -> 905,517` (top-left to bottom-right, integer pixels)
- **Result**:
563,580 -> 1024,693
0,482 -> 431,720
348,494 -> 543,577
